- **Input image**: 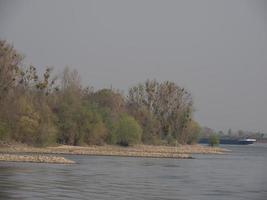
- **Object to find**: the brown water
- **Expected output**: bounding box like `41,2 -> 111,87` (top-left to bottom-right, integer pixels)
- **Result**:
0,144 -> 266,200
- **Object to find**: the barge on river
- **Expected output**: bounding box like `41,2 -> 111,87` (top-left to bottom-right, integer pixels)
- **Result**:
199,138 -> 256,145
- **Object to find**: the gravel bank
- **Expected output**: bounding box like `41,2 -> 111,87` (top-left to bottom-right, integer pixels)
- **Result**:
0,144 -> 228,159
0,153 -> 75,164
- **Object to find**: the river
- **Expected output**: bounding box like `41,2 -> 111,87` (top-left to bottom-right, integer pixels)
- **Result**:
0,144 -> 266,200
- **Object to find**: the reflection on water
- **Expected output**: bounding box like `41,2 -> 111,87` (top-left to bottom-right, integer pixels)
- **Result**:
0,144 -> 266,200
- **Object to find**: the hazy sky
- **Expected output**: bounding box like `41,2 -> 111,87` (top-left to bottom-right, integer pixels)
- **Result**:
0,0 -> 266,132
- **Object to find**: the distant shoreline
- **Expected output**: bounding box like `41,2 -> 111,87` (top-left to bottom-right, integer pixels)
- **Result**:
0,144 -> 229,163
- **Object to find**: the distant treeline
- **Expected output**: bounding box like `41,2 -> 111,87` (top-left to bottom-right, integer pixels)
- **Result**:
0,40 -> 200,146
201,127 -> 266,140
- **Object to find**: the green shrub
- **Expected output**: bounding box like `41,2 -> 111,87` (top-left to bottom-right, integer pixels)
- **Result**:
111,114 -> 142,146
36,122 -> 58,147
0,121 -> 9,140
129,106 -> 161,145
184,121 -> 201,144
18,115 -> 39,144
208,134 -> 219,147
84,119 -> 108,145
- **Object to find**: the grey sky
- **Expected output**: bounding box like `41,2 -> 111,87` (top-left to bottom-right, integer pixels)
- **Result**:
0,0 -> 266,133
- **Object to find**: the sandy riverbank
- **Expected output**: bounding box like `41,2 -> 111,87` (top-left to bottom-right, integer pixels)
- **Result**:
0,144 -> 229,161
0,153 -> 75,164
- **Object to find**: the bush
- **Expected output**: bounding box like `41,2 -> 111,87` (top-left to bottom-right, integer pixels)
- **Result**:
18,115 -> 39,144
185,121 -> 201,144
83,113 -> 108,145
14,96 -> 40,144
208,134 -> 219,147
36,121 -> 58,147
0,121 -> 9,140
128,106 -> 161,145
111,114 -> 142,146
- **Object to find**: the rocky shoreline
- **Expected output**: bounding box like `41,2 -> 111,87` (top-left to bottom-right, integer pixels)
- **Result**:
0,153 -> 75,164
0,144 -> 228,163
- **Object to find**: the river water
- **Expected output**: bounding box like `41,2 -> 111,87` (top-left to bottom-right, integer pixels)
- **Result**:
0,144 -> 266,200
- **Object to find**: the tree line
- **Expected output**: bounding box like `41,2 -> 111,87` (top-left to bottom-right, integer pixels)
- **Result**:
0,40 -> 200,146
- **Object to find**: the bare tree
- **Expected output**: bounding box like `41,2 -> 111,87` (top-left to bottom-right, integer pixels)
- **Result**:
0,40 -> 23,100
127,79 -> 193,144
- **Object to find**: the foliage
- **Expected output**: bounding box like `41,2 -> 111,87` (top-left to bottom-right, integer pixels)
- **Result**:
34,100 -> 58,146
15,96 -> 40,144
81,106 -> 108,145
0,39 -> 201,147
0,121 -> 10,140
127,79 -> 193,144
184,121 -> 201,144
208,134 -> 220,147
0,40 -> 23,99
88,89 -> 125,114
127,105 -> 160,144
110,114 -> 142,146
